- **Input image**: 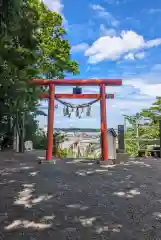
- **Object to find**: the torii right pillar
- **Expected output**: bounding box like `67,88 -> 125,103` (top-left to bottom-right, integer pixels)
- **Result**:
100,84 -> 108,161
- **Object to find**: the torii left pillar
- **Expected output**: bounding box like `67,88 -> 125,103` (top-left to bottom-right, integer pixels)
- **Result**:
46,84 -> 55,161
100,84 -> 108,161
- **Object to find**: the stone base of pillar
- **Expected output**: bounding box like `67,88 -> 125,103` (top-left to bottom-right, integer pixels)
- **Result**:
99,153 -> 129,165
115,153 -> 129,164
117,149 -> 125,153
99,159 -> 114,165
38,159 -> 56,164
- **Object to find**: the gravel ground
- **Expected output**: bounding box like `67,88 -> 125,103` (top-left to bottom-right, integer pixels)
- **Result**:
1,151 -> 161,239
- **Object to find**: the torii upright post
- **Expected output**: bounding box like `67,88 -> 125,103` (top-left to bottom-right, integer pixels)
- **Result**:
31,78 -> 122,161
46,84 -> 55,161
100,84 -> 108,161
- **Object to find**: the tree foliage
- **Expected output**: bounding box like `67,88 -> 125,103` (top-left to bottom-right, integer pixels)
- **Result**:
125,102 -> 160,156
0,0 -> 79,148
141,97 -> 161,123
33,130 -> 68,157
34,2 -> 79,79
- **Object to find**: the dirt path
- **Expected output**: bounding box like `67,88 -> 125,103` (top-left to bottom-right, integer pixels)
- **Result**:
1,151 -> 161,239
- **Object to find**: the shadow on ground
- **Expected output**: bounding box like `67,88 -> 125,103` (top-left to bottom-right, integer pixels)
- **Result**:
1,151 -> 161,239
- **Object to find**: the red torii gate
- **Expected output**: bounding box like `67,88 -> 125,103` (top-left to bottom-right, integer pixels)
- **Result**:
31,78 -> 122,161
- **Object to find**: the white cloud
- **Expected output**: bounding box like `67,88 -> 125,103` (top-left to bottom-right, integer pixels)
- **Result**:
112,98 -> 153,111
146,39 -> 161,48
124,52 -> 145,61
90,4 -> 119,27
122,62 -> 161,92
124,53 -> 135,60
109,87 -> 155,116
85,30 -> 161,64
71,43 -> 89,53
91,4 -> 104,11
109,65 -> 161,114
124,79 -> 161,97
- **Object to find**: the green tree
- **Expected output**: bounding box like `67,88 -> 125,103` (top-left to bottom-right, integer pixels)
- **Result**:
141,97 -> 161,123
0,0 -> 79,150
34,2 -> 79,79
124,105 -> 160,156
0,0 -> 41,148
25,113 -> 39,142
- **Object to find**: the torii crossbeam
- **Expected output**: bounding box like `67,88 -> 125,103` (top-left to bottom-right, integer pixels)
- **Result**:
31,78 -> 122,161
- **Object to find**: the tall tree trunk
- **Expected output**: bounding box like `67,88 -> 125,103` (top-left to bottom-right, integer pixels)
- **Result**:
13,123 -> 19,152
19,112 -> 25,153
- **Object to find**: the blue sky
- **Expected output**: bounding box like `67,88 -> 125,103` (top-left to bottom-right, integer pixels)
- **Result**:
39,0 -> 161,130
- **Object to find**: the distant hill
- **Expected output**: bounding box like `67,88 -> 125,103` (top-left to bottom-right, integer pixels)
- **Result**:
55,128 -> 100,132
